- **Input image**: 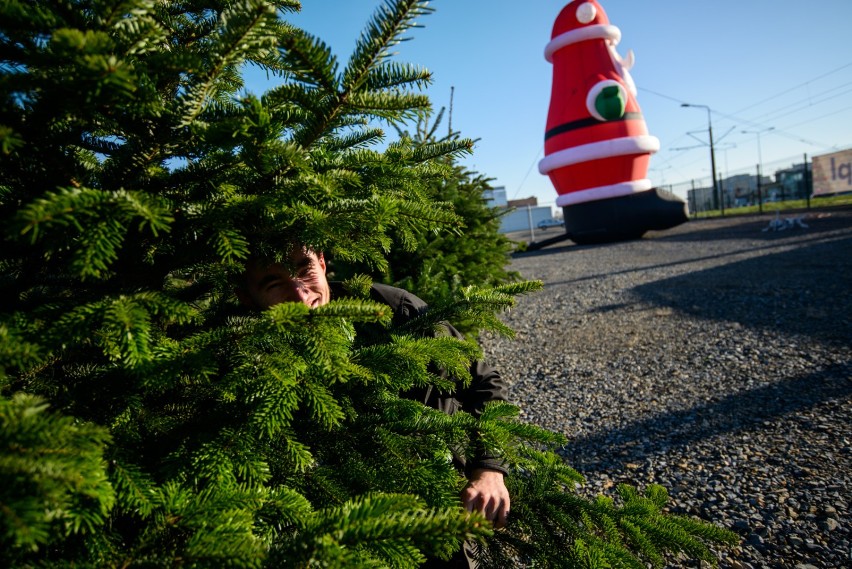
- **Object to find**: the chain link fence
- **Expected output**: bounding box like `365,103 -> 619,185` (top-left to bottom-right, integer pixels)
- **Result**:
658,152 -> 830,218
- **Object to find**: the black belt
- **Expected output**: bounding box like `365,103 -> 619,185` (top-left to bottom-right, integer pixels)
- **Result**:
545,112 -> 643,141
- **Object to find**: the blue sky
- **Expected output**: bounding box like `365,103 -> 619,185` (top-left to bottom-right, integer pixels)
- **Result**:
245,0 -> 852,207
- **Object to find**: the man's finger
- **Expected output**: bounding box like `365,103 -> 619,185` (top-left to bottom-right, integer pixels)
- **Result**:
495,503 -> 509,529
461,490 -> 480,513
482,496 -> 497,520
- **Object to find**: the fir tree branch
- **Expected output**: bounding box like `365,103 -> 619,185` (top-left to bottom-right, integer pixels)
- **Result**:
0,394 -> 113,554
343,0 -> 434,93
177,0 -> 279,128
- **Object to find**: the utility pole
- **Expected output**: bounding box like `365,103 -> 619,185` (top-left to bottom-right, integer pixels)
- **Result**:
756,164 -> 763,214
682,103 -> 720,215
448,86 -> 454,138
742,127 -> 773,213
526,203 -> 535,243
804,153 -> 811,209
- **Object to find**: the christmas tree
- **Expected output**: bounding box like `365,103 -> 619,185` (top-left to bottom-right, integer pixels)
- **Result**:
333,108 -> 520,337
0,1 -> 736,567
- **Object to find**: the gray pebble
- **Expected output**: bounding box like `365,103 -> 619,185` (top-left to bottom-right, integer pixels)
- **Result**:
483,210 -> 852,568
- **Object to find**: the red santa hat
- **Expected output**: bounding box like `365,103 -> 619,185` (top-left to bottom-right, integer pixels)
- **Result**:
545,0 -> 621,63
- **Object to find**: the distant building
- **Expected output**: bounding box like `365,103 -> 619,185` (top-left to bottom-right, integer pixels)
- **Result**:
497,206 -> 556,233
686,163 -> 809,210
813,148 -> 852,196
687,184 -> 715,213
507,197 -> 538,208
481,187 -> 555,233
482,186 -> 507,208
773,162 -> 812,201
724,172 -> 772,207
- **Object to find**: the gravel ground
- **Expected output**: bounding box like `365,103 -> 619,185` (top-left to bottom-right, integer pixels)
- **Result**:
481,207 -> 852,569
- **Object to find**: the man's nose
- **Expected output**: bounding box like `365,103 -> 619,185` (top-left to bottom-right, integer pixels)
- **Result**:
287,280 -> 311,305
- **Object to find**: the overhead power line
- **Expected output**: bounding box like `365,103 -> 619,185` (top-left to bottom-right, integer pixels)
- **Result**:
512,146 -> 544,199
641,60 -> 852,140
731,61 -> 852,115
746,81 -> 852,125
643,66 -> 852,153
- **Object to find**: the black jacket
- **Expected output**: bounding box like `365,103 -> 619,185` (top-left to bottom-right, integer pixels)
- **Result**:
331,282 -> 509,475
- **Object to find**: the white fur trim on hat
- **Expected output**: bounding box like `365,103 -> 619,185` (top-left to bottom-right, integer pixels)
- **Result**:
545,24 -> 620,62
556,179 -> 653,206
538,135 -> 660,175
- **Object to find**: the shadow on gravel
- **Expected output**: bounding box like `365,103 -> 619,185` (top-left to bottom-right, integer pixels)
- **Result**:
511,207 -> 852,258
512,242 -> 578,258
651,209 -> 852,243
560,362 -> 852,473
631,234 -> 852,346
538,231 -> 850,292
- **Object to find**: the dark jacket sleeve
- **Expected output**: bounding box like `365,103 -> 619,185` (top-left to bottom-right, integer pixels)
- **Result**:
444,320 -> 509,475
369,283 -> 509,475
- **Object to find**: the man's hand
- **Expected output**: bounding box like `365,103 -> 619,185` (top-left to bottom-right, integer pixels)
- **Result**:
461,468 -> 510,529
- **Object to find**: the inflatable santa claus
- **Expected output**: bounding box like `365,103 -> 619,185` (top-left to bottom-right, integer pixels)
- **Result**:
537,0 -> 686,245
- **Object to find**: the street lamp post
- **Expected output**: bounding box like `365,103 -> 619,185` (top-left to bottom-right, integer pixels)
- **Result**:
741,126 -> 773,169
682,103 -> 721,215
742,127 -> 773,211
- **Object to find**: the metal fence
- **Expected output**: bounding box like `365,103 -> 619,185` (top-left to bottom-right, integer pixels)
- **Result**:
659,152 -> 822,217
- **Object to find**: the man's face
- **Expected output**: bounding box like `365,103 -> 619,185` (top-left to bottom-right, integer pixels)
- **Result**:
239,248 -> 331,310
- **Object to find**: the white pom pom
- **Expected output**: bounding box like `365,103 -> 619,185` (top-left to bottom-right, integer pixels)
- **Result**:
576,3 -> 597,24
